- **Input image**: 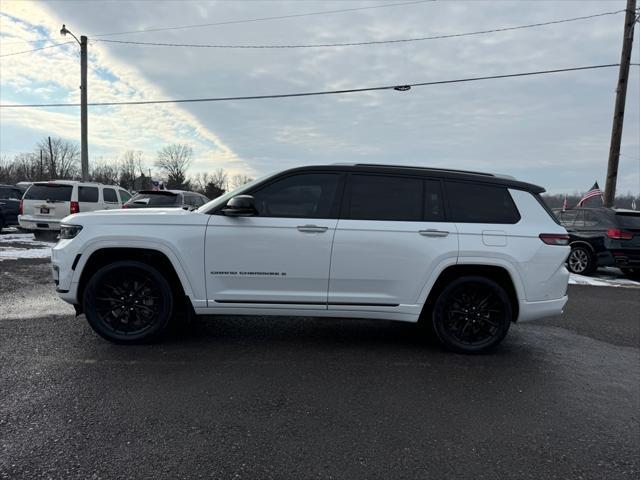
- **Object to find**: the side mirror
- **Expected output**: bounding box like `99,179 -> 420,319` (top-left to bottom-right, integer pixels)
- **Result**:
222,195 -> 257,217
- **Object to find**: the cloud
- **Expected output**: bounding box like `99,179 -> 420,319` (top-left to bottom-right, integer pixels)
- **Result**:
0,0 -> 638,194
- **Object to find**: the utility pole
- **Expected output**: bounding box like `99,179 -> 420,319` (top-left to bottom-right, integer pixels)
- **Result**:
60,25 -> 89,181
603,0 -> 636,207
80,35 -> 88,181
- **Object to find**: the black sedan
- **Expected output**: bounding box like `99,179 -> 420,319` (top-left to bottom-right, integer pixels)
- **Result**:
554,207 -> 640,278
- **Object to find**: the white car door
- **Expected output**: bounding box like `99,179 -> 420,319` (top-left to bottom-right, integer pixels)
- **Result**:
328,174 -> 458,315
205,172 -> 344,309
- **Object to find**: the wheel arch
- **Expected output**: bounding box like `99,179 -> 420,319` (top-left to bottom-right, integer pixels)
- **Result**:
77,247 -> 191,309
420,264 -> 520,323
569,240 -> 595,254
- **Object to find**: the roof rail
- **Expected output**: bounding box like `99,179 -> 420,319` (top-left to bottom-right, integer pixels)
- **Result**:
354,163 -> 496,177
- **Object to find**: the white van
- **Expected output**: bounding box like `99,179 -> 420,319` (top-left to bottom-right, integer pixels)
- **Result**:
19,181 -> 132,240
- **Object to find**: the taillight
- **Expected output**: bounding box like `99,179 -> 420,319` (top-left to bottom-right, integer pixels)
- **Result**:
70,201 -> 79,214
539,233 -> 570,246
18,199 -> 23,215
607,228 -> 633,240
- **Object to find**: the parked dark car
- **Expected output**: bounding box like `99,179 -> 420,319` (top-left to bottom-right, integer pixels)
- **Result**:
122,190 -> 209,210
553,207 -> 640,278
0,184 -> 24,232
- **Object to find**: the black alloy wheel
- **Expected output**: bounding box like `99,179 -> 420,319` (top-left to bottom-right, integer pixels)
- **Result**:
432,276 -> 512,353
567,246 -> 595,275
83,261 -> 173,343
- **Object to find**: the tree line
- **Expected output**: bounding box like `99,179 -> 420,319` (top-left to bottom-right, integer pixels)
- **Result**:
0,137 -> 254,199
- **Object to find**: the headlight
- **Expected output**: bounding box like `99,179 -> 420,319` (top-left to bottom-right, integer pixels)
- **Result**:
60,224 -> 83,239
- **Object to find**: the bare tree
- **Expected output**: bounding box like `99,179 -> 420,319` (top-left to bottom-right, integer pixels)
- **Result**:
230,173 -> 254,189
119,150 -> 144,191
90,162 -> 120,185
155,144 -> 192,189
37,136 -> 79,179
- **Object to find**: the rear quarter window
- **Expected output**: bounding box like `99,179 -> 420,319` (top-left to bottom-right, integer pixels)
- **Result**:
24,184 -> 73,202
445,181 -> 520,224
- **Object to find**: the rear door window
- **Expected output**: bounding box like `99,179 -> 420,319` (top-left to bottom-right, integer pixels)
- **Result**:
445,182 -> 520,224
348,174 -> 423,222
103,188 -> 118,203
78,186 -> 98,203
24,184 -> 72,202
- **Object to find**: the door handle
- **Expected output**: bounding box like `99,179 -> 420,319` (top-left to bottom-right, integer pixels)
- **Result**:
297,225 -> 328,233
419,229 -> 449,237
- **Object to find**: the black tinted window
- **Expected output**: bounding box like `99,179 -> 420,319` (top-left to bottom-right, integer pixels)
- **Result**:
0,187 -> 20,199
559,210 -> 578,227
103,188 -> 118,203
128,192 -> 180,206
78,186 -> 98,202
424,180 -> 444,221
253,173 -> 340,218
119,190 -> 132,202
583,211 -> 600,227
616,213 -> 640,229
445,182 -> 520,224
349,174 -> 423,221
24,184 -> 72,202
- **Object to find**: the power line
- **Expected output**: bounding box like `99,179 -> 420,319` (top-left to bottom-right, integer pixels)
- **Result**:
0,42 -> 73,58
0,64 -> 624,109
92,0 -> 434,38
94,9 -> 628,50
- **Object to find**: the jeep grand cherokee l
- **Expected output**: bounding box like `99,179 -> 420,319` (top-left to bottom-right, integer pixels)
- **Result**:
51,164 -> 570,353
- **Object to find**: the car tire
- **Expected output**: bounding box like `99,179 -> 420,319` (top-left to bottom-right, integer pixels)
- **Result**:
621,268 -> 640,280
432,276 -> 512,354
567,245 -> 596,275
83,261 -> 174,344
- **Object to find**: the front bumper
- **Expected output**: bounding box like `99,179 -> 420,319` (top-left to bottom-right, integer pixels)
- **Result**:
51,238 -> 81,304
518,295 -> 568,322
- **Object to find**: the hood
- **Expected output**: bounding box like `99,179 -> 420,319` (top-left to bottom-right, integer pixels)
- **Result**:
61,207 -> 203,226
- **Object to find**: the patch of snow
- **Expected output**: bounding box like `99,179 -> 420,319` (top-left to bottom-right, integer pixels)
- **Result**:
569,272 -> 640,287
0,247 -> 51,260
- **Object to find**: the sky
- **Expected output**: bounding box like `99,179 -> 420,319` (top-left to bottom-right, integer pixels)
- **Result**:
0,0 -> 639,195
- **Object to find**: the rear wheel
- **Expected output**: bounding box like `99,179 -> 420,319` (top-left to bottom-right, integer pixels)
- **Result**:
567,245 -> 596,275
83,261 -> 174,344
432,276 -> 512,354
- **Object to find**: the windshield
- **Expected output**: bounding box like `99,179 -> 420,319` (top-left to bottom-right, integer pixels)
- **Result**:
24,184 -> 73,202
197,173 -> 272,212
129,192 -> 180,206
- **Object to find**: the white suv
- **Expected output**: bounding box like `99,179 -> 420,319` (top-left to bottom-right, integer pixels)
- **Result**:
51,164 -> 570,353
19,181 -> 132,240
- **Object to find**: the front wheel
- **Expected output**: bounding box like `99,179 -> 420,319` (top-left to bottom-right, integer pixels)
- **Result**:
432,276 -> 512,354
83,261 -> 174,344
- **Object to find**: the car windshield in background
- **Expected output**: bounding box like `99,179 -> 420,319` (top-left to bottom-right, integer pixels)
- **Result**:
24,184 -> 72,202
616,212 -> 640,229
130,192 -> 179,206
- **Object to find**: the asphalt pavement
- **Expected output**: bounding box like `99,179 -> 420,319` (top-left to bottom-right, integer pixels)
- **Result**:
1,258 -> 638,480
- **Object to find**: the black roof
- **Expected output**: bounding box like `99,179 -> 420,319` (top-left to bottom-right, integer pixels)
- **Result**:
282,164 -> 545,194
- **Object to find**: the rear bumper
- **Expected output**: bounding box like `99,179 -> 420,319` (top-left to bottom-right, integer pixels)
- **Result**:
18,215 -> 61,231
518,295 -> 568,322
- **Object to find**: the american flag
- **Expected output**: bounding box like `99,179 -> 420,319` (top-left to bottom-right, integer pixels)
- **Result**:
577,181 -> 603,207
562,195 -> 568,212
